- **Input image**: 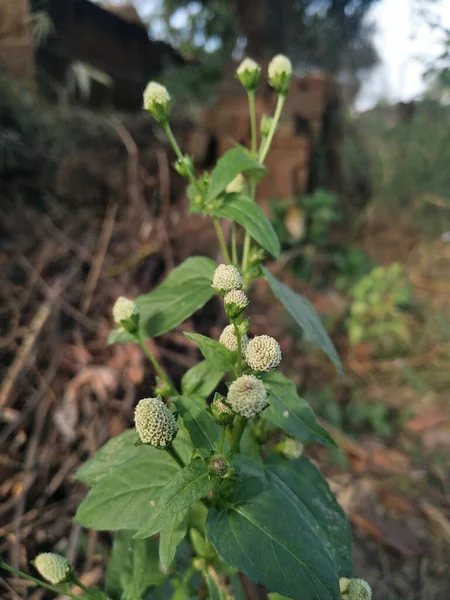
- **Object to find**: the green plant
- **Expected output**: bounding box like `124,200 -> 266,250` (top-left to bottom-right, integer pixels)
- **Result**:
2,55 -> 372,600
347,263 -> 412,356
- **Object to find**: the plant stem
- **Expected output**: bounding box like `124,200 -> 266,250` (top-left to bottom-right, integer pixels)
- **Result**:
230,416 -> 246,456
136,332 -> 176,393
241,177 -> 257,274
0,562 -> 84,600
247,90 -> 257,157
166,444 -> 185,468
259,94 -> 286,163
74,579 -> 90,595
213,218 -> 232,263
231,222 -> 238,265
233,321 -> 242,376
163,121 -> 201,189
217,427 -> 226,453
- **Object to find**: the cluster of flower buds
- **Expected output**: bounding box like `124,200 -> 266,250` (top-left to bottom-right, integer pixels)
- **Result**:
236,54 -> 293,96
143,81 -> 171,124
134,397 -> 179,448
340,577 -> 372,600
227,374 -> 268,418
112,297 -> 140,335
33,553 -> 73,585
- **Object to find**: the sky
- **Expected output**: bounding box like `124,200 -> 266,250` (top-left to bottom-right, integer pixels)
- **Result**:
357,0 -> 450,110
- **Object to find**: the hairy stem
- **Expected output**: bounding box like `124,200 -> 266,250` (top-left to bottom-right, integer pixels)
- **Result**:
213,218 -> 232,264
0,562 -> 84,600
230,416 -> 246,456
136,333 -> 176,393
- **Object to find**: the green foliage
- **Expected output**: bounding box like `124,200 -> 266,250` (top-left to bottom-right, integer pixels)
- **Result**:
183,333 -> 236,371
181,361 -> 225,398
160,510 -> 190,572
347,263 -> 412,355
206,148 -> 265,203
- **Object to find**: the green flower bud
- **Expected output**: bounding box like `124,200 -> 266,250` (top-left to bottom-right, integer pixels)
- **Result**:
245,335 -> 281,372
339,578 -> 350,594
227,375 -> 268,418
280,437 -> 303,459
248,247 -> 266,267
219,324 -> 248,354
238,319 -> 250,336
134,397 -> 179,448
347,578 -> 372,600
226,174 -> 246,194
236,58 -> 261,91
260,115 -> 274,137
212,264 -> 243,295
33,553 -> 72,585
211,394 -> 235,426
112,296 -> 139,334
224,289 -> 249,319
268,54 -> 293,95
190,528 -> 216,560
153,377 -> 173,398
192,557 -> 206,571
174,155 -> 193,179
143,81 -> 171,124
208,453 -> 231,477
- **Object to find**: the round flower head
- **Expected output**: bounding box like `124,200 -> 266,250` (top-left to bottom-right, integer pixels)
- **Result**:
227,375 -> 268,418
268,54 -> 293,95
224,289 -> 249,319
211,395 -> 235,425
33,553 -> 72,585
112,296 -> 139,334
236,58 -> 261,90
282,438 -> 304,459
226,173 -> 246,194
208,453 -> 230,477
245,335 -> 281,372
347,579 -> 372,600
219,324 -> 248,354
134,397 -> 179,448
212,264 -> 243,295
143,81 -> 171,123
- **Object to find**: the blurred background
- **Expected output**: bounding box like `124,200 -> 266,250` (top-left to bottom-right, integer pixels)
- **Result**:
1,1 -> 450,599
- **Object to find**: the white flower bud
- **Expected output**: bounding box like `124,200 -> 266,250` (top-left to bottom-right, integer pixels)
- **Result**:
143,81 -> 171,123
211,395 -> 235,425
212,264 -> 243,295
245,335 -> 281,372
226,174 -> 246,194
347,579 -> 372,600
236,58 -> 261,90
268,54 -> 293,95
33,553 -> 72,585
112,296 -> 139,334
224,289 -> 249,319
227,375 -> 268,418
282,438 -> 303,459
134,397 -> 179,448
219,324 -> 248,354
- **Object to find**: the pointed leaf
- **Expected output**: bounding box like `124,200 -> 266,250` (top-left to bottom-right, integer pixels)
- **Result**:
159,509 -> 190,572
184,332 -> 236,371
109,257 -> 217,343
206,485 -> 340,600
206,147 -> 266,202
135,459 -> 212,538
262,372 -> 336,447
173,395 -> 221,456
105,531 -> 165,600
263,269 -> 342,373
181,360 -> 225,398
213,194 -> 280,258
265,458 -> 353,577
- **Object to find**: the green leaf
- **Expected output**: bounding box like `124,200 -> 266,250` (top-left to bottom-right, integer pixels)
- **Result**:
173,395 -> 221,456
109,257 -> 217,343
184,332 -> 236,371
76,429 -> 139,487
75,445 -> 180,530
206,147 -> 266,203
105,531 -> 165,600
263,268 -> 342,373
159,509 -> 190,572
181,360 -> 225,398
213,194 -> 280,258
135,459 -> 212,538
206,485 -> 340,600
262,372 -> 336,447
81,592 -> 113,600
265,458 -> 353,578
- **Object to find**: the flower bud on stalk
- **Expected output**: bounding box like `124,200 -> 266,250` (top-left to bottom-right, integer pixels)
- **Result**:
143,81 -> 171,124
211,394 -> 235,426
173,155 -> 194,179
279,438 -> 304,459
260,115 -> 274,138
112,297 -> 140,335
219,324 -> 248,354
224,289 -> 249,320
212,264 -> 243,295
134,397 -> 179,448
236,58 -> 261,91
227,375 -> 268,418
344,579 -> 372,600
268,54 -> 293,95
33,553 -> 73,585
245,335 -> 282,372
208,453 -> 231,478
